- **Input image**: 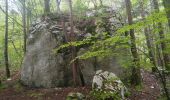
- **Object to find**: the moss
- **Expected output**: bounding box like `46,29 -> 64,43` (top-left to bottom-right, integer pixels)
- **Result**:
27,92 -> 44,98
0,83 -> 8,91
13,82 -> 24,92
135,84 -> 143,92
158,95 -> 168,100
90,89 -> 122,100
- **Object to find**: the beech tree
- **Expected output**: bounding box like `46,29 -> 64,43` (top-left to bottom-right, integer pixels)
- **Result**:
22,0 -> 27,54
68,0 -> 78,86
56,0 -> 61,13
68,0 -> 85,86
125,0 -> 141,85
140,0 -> 157,71
153,0 -> 170,71
44,0 -> 50,14
163,0 -> 170,28
4,0 -> 10,78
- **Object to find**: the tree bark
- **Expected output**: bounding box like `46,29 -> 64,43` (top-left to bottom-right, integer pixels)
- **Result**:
140,0 -> 157,71
56,0 -> 61,14
153,0 -> 170,71
4,0 -> 10,78
27,10 -> 30,41
11,14 -> 20,56
99,0 -> 103,6
68,0 -> 78,86
125,0 -> 141,86
163,0 -> 170,28
22,0 -> 27,54
153,0 -> 170,99
44,0 -> 50,14
68,0 -> 85,86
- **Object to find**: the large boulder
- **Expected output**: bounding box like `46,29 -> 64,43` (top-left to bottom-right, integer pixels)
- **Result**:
20,18 -> 68,87
92,70 -> 128,99
20,8 -> 126,88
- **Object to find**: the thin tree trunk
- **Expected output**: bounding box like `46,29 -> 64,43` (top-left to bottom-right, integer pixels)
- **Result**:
77,62 -> 85,86
140,0 -> 157,71
22,0 -> 27,54
4,0 -> 10,78
68,0 -> 78,86
11,15 -> 20,56
125,0 -> 141,86
152,23 -> 164,67
56,0 -> 61,14
27,10 -> 30,38
153,0 -> 170,99
162,0 -> 170,28
0,6 -> 23,28
68,0 -> 85,86
153,0 -> 170,71
44,0 -> 50,14
99,0 -> 103,6
156,44 -> 164,67
27,2 -> 32,24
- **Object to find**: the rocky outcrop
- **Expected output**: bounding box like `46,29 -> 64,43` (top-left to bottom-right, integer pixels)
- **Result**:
20,7 -> 125,88
21,17 -> 70,87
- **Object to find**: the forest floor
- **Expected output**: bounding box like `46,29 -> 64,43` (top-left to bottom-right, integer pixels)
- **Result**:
0,69 -> 162,100
129,69 -> 162,100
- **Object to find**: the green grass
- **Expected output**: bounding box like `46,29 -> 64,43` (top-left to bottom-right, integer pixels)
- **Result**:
27,92 -> 44,100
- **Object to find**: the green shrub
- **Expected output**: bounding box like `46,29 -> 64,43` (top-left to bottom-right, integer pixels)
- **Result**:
90,89 -> 121,100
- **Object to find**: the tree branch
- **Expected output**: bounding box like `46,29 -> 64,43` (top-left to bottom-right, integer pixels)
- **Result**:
0,5 -> 23,27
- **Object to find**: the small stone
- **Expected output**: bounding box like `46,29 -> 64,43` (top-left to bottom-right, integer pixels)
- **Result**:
150,86 -> 154,89
7,78 -> 12,81
66,92 -> 85,100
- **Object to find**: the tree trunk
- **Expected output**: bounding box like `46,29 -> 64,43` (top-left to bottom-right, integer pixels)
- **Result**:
68,0 -> 78,86
68,0 -> 85,86
125,0 -> 141,86
22,0 -> 27,54
140,0 -> 157,71
27,10 -> 30,41
153,0 -> 170,71
4,0 -> 10,78
163,0 -> 170,28
153,0 -> 170,99
56,0 -> 61,14
11,14 -> 20,56
44,0 -> 50,14
99,0 -> 103,6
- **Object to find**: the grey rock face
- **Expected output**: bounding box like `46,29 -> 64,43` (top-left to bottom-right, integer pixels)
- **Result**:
21,11 -> 124,88
21,19 -> 66,87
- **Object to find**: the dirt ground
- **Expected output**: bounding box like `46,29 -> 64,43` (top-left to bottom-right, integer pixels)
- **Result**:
129,69 -> 162,100
0,69 -> 162,100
